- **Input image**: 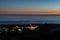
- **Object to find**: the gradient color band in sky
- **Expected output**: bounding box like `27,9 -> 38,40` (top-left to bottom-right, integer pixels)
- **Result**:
0,0 -> 60,15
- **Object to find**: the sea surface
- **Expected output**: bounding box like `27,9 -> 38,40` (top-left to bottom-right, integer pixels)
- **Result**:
0,16 -> 60,24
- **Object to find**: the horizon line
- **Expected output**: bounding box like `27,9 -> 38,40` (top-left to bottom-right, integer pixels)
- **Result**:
0,14 -> 60,16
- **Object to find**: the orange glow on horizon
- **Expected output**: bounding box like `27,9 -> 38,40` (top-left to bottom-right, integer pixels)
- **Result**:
0,11 -> 60,15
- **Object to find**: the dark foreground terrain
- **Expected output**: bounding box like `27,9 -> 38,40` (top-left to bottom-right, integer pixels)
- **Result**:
0,24 -> 60,40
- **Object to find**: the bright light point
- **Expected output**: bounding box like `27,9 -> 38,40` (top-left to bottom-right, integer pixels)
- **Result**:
18,29 -> 22,32
16,26 -> 19,28
28,26 -> 38,30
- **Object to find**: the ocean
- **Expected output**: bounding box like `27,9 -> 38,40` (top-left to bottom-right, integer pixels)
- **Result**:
0,16 -> 60,24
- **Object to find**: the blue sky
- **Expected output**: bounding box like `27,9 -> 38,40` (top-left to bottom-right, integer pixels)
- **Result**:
0,0 -> 60,11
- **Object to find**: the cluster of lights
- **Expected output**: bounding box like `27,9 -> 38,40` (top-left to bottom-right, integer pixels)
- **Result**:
25,24 -> 39,31
0,24 -> 39,33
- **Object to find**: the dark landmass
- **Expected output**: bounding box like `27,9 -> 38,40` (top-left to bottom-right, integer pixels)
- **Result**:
0,24 -> 60,40
1,14 -> 60,16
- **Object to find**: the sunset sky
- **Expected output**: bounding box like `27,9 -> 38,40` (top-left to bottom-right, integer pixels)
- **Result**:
0,0 -> 60,15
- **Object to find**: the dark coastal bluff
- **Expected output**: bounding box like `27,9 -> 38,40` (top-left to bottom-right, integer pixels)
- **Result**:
0,24 -> 60,40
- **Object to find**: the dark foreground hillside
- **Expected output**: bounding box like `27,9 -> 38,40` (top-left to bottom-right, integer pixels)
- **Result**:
0,24 -> 60,40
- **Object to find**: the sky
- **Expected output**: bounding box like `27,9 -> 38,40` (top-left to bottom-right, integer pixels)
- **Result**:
0,0 -> 60,15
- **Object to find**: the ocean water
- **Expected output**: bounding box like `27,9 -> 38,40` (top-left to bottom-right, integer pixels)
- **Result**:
0,16 -> 60,24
